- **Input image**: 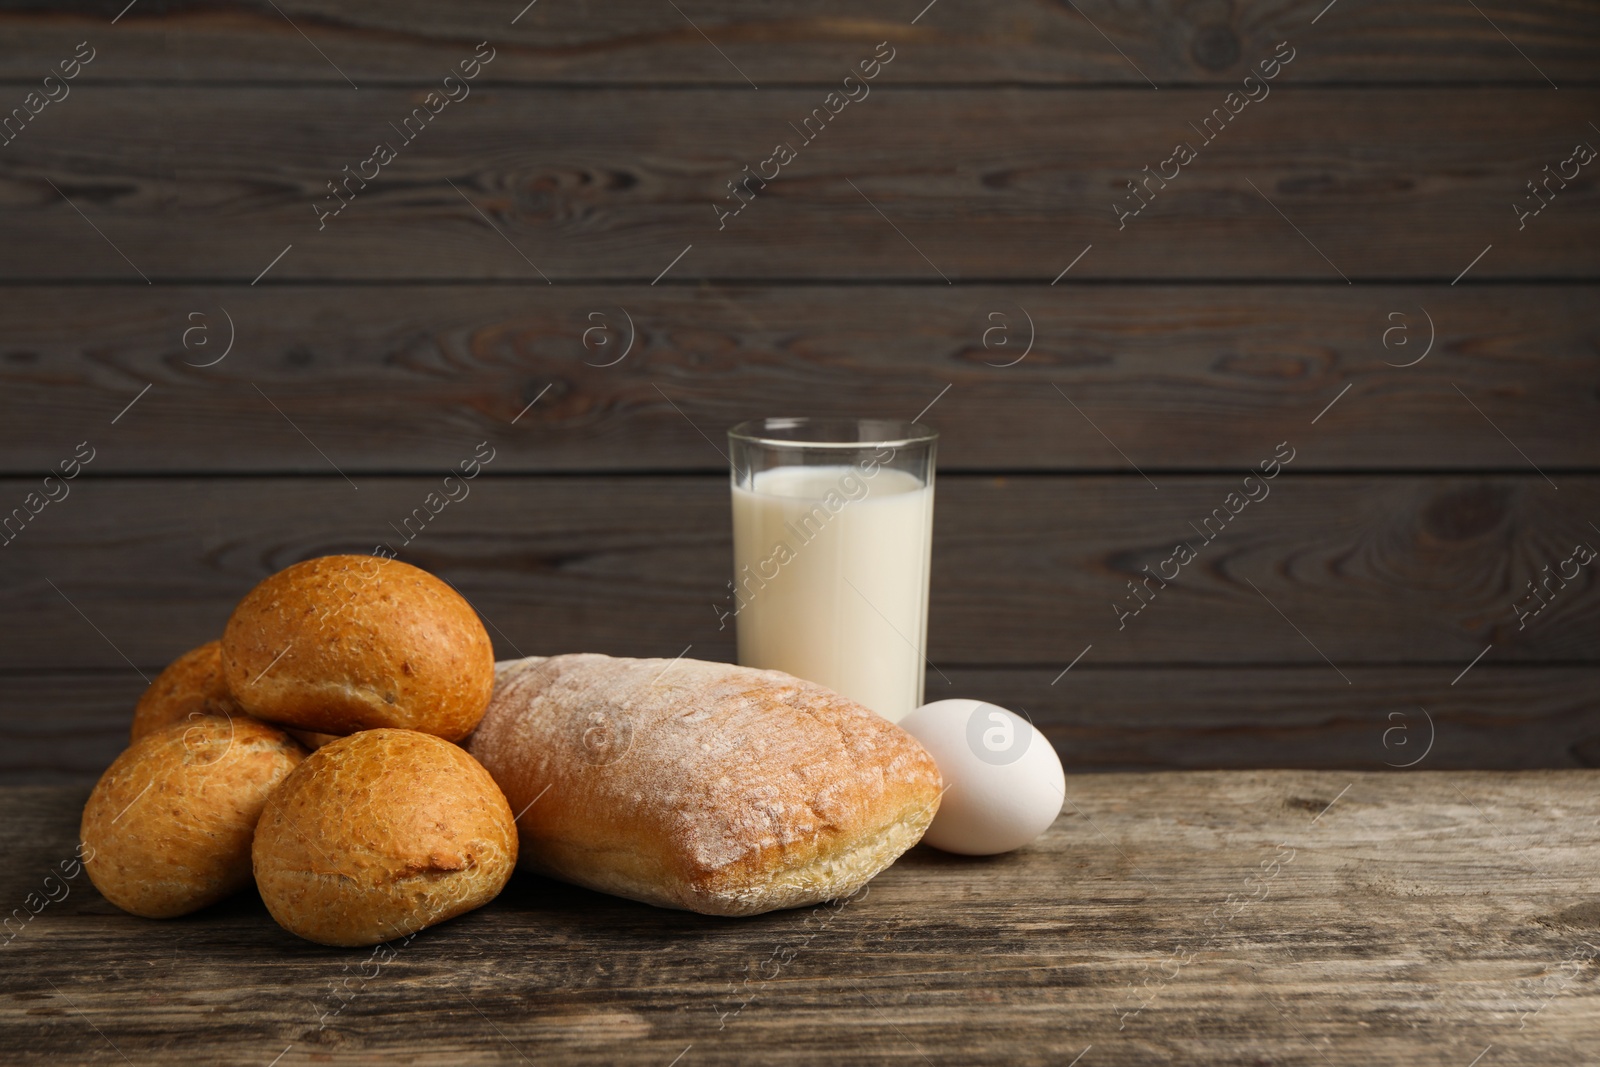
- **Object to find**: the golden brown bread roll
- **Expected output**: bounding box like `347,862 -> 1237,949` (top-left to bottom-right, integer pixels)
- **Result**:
81,716 -> 306,918
467,654 -> 943,917
252,729 -> 518,947
130,640 -> 244,741
221,554 -> 494,741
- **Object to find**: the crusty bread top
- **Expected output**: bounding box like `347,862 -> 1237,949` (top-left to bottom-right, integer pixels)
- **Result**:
468,654 -> 943,914
221,554 -> 495,741
130,640 -> 243,742
82,714 -> 307,919
251,728 -> 518,946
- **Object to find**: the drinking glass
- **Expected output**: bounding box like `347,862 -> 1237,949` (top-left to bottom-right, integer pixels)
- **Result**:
726,417 -> 937,722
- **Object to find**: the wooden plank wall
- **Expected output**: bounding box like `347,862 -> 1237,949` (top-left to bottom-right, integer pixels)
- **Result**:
0,0 -> 1596,781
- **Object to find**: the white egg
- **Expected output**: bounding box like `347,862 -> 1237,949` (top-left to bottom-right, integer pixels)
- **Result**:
899,698 -> 1065,856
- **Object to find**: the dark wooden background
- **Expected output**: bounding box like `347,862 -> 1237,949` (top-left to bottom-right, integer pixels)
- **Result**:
1,0 -> 1596,782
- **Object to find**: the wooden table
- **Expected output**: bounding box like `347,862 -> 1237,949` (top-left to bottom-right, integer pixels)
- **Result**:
3,771 -> 1596,1065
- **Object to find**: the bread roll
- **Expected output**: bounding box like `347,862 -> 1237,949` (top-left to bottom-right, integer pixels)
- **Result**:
467,654 -> 943,917
221,554 -> 494,741
81,716 -> 306,918
130,640 -> 243,741
252,729 -> 518,947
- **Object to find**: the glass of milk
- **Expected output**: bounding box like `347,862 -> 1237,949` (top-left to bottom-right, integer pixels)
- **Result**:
726,418 -> 937,722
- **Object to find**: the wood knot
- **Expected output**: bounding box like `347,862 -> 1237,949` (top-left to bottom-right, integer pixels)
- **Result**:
1190,24 -> 1241,70
1420,484 -> 1509,543
1540,901 -> 1600,931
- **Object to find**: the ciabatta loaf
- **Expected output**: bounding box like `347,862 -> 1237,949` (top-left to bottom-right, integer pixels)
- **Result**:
467,654 -> 942,916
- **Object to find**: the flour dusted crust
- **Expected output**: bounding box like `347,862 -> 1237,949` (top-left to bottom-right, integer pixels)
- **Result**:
467,654 -> 943,917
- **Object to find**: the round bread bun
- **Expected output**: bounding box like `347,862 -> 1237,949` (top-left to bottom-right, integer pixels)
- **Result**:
221,554 -> 495,741
81,716 -> 306,919
130,640 -> 244,741
252,729 -> 517,947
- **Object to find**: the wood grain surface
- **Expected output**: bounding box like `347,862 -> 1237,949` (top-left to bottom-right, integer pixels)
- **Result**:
2,772 -> 1596,1065
0,475 -> 1594,671
6,665 -> 1594,785
1,284 -> 1595,473
0,0 -> 1595,781
1,0 -> 1596,85
4,88 -> 1598,281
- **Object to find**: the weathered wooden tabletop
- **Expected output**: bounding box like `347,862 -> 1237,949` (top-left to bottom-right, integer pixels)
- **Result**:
3,771 -> 1596,1066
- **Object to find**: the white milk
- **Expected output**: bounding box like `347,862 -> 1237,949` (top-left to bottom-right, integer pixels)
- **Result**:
731,464 -> 934,721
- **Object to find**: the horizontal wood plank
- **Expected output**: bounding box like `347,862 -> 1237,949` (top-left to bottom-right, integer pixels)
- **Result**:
2,771 -> 1597,1063
4,88 -> 1598,280
1,1 -> 1596,85
0,475 -> 1594,671
6,664 -> 1594,785
1,284 -> 1596,474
